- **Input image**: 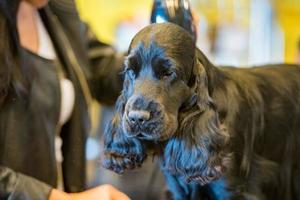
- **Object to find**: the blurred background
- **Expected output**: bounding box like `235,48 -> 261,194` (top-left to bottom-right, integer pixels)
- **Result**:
76,0 -> 300,65
73,0 -> 300,199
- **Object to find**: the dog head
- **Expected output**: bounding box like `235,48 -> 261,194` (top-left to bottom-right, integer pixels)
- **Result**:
105,23 -> 230,184
121,23 -> 198,141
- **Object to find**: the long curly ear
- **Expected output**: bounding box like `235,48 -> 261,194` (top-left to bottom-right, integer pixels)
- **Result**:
162,59 -> 231,185
102,77 -> 146,174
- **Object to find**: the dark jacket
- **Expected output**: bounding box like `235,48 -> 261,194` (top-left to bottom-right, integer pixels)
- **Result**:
0,0 -> 124,199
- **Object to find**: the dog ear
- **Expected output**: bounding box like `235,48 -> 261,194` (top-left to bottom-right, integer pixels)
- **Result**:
162,59 -> 231,185
193,60 -> 212,111
102,76 -> 146,174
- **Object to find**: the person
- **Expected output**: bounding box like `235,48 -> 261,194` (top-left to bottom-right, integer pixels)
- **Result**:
0,0 -> 130,199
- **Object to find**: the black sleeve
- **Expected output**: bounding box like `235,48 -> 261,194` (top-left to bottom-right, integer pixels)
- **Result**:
48,0 -> 125,106
0,166 -> 52,200
86,28 -> 125,106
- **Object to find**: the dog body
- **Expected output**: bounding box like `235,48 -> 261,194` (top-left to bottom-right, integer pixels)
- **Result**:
103,23 -> 300,200
183,62 -> 300,200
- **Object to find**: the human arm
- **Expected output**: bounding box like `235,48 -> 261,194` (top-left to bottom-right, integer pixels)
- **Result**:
0,166 -> 130,200
86,31 -> 125,106
47,0 -> 125,106
0,166 -> 52,200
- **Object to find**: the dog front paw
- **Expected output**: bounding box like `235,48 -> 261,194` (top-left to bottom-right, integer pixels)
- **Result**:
102,137 -> 146,174
103,150 -> 146,174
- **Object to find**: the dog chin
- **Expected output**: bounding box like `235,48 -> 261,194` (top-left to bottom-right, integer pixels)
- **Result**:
122,121 -> 176,142
121,113 -> 178,141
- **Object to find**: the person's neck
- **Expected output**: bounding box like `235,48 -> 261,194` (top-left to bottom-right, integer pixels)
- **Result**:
17,1 -> 39,53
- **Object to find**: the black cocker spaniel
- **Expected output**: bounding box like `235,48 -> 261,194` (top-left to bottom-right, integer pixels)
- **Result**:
103,23 -> 300,200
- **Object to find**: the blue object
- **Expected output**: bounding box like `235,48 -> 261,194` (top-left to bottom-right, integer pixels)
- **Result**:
150,0 -> 197,42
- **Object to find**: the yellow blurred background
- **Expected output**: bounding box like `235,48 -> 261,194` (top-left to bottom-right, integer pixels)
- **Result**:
75,0 -> 300,64
274,0 -> 300,62
76,0 -> 152,44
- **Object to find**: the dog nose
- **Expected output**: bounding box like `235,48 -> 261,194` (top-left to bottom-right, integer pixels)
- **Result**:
128,110 -> 150,124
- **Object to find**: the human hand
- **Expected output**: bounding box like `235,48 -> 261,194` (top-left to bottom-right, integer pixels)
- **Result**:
49,184 -> 131,200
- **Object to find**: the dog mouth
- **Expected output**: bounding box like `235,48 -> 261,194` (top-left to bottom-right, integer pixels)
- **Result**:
123,119 -> 164,140
134,132 -> 156,140
122,112 -> 174,141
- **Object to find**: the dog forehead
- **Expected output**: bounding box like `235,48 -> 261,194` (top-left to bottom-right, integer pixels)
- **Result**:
127,23 -> 195,67
129,23 -> 195,54
127,40 -> 166,66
